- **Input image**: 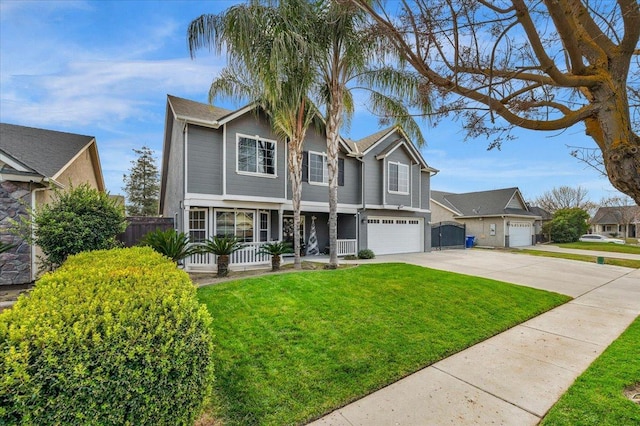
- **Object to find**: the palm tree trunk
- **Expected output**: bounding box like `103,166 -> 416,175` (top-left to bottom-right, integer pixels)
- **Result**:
326,96 -> 343,269
288,139 -> 304,269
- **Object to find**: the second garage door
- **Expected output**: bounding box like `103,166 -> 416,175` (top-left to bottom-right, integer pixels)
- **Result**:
508,222 -> 532,247
367,217 -> 423,255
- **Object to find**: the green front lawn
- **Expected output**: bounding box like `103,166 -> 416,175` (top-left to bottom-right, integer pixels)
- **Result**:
197,263 -> 570,425
558,242 -> 640,254
541,315 -> 640,426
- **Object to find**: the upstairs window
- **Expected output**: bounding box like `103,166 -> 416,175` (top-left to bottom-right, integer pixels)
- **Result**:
388,161 -> 409,194
309,151 -> 328,184
237,135 -> 276,176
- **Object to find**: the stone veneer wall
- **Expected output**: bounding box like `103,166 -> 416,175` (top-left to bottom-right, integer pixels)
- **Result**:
0,181 -> 32,285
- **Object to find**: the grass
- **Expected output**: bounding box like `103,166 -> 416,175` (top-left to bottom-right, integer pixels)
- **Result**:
517,249 -> 640,269
197,263 -> 570,425
541,315 -> 640,426
557,242 -> 640,254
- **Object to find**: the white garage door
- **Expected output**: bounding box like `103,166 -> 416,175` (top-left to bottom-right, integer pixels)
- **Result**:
367,217 -> 423,255
509,222 -> 532,247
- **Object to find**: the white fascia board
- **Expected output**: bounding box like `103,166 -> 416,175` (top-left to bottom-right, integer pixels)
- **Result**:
0,152 -> 32,172
430,198 -> 460,215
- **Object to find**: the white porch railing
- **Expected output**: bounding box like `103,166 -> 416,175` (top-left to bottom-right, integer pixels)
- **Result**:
337,239 -> 357,256
186,239 -> 358,271
186,241 -> 273,270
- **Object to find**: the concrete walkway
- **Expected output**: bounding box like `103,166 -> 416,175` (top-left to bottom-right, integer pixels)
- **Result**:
309,250 -> 639,425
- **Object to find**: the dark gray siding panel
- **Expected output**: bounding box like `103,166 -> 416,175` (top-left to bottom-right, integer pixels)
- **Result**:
187,124 -> 223,195
421,171 -> 431,211
411,164 -> 421,208
162,117 -> 185,231
225,112 -> 287,199
363,155 -> 382,205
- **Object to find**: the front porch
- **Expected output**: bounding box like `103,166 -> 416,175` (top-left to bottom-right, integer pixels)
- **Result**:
186,239 -> 357,272
184,207 -> 358,272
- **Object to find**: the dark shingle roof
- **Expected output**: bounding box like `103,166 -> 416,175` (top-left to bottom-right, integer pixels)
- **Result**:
592,206 -> 640,224
528,206 -> 552,220
354,126 -> 394,153
168,95 -> 234,124
0,123 -> 94,178
432,187 -> 537,217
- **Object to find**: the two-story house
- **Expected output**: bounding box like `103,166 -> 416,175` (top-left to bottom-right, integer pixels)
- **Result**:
159,95 -> 437,271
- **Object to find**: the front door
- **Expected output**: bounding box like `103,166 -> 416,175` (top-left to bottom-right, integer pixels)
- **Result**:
283,215 -> 305,250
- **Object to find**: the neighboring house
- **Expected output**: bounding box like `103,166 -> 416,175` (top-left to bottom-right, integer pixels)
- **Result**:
160,95 -> 437,271
0,123 -> 105,285
430,187 -> 540,247
527,205 -> 552,242
591,206 -> 640,238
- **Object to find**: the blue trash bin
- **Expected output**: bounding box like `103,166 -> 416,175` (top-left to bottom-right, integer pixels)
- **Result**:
465,235 -> 475,248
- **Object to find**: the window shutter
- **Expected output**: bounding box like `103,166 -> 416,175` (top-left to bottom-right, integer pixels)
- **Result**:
338,158 -> 344,186
302,151 -> 308,182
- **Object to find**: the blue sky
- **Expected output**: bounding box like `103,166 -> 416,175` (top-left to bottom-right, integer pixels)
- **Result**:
0,0 -> 622,203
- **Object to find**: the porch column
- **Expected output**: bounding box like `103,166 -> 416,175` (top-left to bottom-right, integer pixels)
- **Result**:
277,207 -> 283,241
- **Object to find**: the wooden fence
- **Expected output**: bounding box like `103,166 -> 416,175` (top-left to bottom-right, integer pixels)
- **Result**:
117,217 -> 174,247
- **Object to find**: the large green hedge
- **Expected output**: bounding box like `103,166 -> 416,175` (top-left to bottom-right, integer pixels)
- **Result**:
0,247 -> 214,425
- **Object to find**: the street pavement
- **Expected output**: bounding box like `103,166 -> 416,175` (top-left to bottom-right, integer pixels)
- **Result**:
309,249 -> 639,425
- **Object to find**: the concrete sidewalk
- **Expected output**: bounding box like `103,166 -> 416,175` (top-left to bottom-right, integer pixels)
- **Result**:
309,250 -> 639,425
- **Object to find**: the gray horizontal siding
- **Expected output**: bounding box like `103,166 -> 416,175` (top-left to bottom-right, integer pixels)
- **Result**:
187,124 -> 223,195
225,112 -> 287,199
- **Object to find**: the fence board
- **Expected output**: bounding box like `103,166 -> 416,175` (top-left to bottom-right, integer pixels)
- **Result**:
117,217 -> 174,247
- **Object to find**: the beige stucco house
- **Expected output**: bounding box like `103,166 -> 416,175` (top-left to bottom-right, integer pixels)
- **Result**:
0,123 -> 105,285
431,187 -> 540,247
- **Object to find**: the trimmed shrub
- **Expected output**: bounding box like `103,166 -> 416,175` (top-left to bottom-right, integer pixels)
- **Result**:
357,249 -> 375,259
0,247 -> 214,425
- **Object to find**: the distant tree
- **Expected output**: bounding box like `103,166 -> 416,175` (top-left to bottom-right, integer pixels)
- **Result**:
354,0 -> 640,205
14,184 -> 126,270
599,195 -> 639,238
123,146 -> 160,216
544,208 -> 590,243
535,186 -> 595,215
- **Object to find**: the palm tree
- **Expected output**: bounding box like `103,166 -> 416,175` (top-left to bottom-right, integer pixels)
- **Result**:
188,0 -> 320,269
138,228 -> 202,265
256,241 -> 292,271
200,236 -> 244,277
315,1 -> 430,268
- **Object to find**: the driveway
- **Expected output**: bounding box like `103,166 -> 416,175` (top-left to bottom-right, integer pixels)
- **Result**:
311,249 -> 639,425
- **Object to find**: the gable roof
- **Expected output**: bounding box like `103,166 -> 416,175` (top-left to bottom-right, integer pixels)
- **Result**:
167,95 -> 237,126
431,187 -> 538,218
0,123 -> 103,189
356,126 -> 437,173
592,205 -> 640,224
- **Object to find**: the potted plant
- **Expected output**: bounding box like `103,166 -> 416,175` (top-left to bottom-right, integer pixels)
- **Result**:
201,236 -> 244,277
256,241 -> 293,271
139,229 -> 201,265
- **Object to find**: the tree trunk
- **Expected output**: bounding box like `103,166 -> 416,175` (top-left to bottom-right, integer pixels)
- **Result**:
288,140 -> 304,269
217,254 -> 229,277
586,76 -> 640,206
326,96 -> 343,269
271,254 -> 281,271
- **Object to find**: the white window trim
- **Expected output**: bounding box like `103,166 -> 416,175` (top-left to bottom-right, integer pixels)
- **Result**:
214,208 -> 257,242
235,133 -> 278,178
259,211 -> 270,242
188,208 -> 208,243
308,150 -> 329,186
388,161 -> 409,195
